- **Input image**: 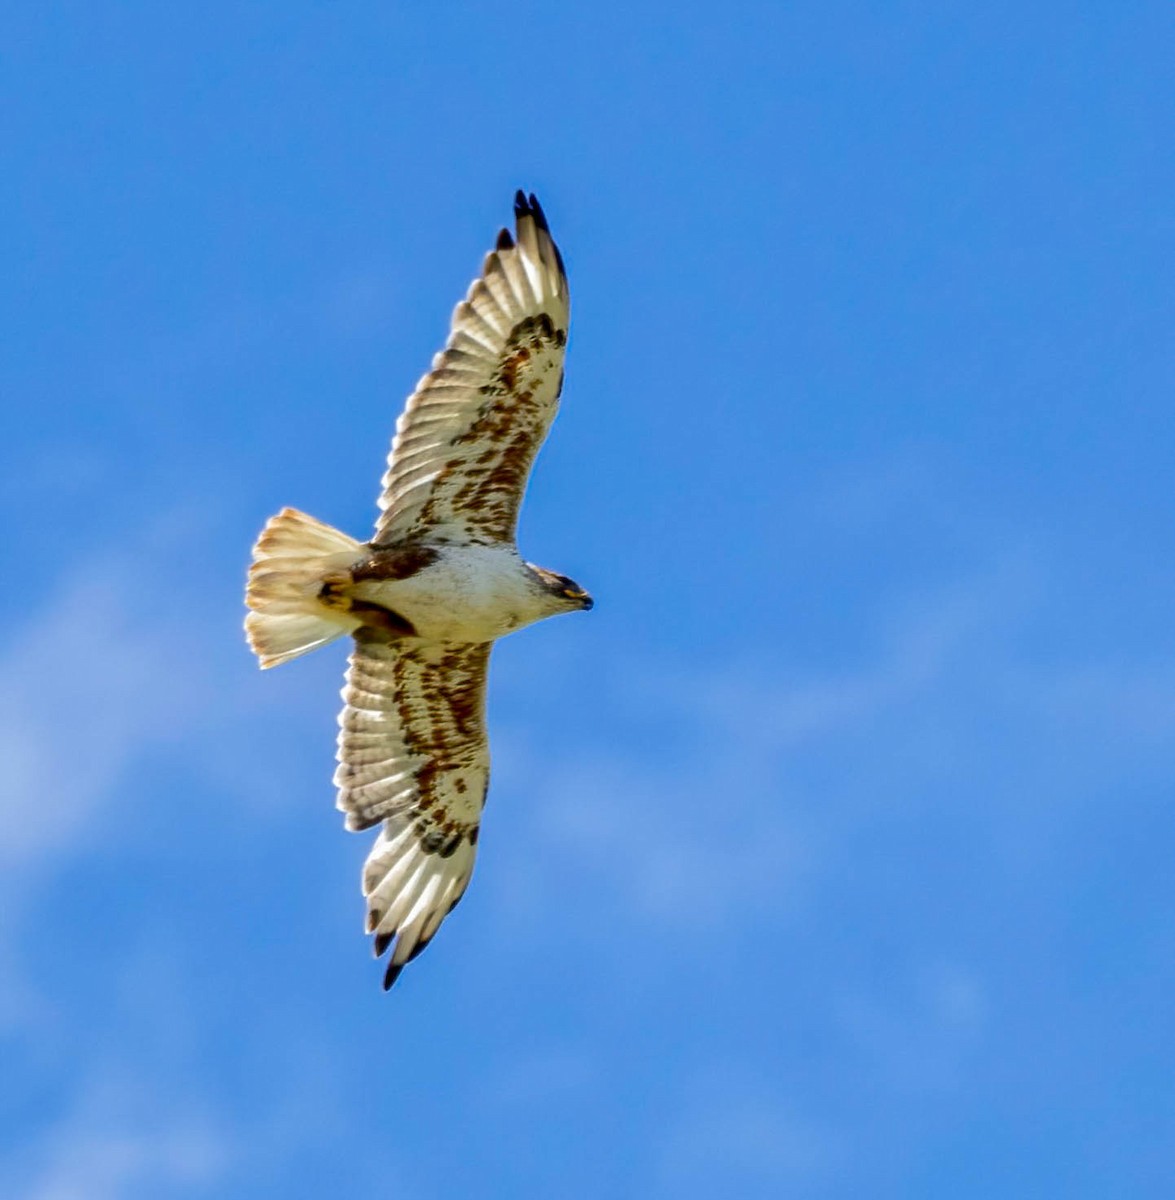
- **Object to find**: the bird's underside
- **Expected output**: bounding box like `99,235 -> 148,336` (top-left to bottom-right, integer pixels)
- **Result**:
244,192 -> 589,989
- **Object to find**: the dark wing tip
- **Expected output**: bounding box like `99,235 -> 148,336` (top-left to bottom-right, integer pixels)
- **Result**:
513,189 -> 552,234
510,190 -> 562,276
406,933 -> 434,964
496,227 -> 514,251
527,193 -> 551,233
374,929 -> 435,989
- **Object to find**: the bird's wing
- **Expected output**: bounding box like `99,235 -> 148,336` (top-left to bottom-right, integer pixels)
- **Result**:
373,192 -> 570,547
336,634 -> 491,989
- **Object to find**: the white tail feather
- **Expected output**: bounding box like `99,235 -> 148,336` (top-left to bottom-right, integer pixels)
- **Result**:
244,508 -> 362,668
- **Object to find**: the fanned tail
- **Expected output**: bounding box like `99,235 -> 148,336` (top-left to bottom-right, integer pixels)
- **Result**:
244,507 -> 362,668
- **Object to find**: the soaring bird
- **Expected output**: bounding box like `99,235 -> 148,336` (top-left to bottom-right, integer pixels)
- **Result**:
244,193 -> 590,989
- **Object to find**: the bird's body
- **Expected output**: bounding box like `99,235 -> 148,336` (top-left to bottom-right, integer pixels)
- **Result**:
243,193 -> 590,989
345,541 -> 571,643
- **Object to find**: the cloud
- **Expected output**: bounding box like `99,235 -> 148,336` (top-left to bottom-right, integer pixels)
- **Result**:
5,1052 -> 230,1200
0,557 -> 215,1032
0,498 -> 343,878
487,564 -> 1011,923
485,549 -> 1175,983
17,1106 -> 228,1200
0,571 -> 197,868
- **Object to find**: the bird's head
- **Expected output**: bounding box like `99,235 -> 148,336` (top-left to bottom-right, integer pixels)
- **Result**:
527,564 -> 594,613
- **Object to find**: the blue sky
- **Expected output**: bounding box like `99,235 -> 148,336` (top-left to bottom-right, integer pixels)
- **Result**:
3,2 -> 1174,1196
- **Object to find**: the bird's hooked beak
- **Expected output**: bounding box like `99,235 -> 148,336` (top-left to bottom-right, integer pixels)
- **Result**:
563,587 -> 594,611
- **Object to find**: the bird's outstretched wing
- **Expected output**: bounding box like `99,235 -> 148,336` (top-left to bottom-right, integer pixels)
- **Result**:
335,635 -> 490,988
374,191 -> 570,546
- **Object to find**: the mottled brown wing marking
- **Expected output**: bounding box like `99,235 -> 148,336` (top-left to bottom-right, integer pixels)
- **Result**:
374,192 -> 570,546
350,543 -> 440,583
413,314 -> 567,542
337,639 -> 489,831
336,638 -> 491,987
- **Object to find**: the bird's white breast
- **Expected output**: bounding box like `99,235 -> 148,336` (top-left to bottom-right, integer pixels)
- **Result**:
351,543 -> 545,642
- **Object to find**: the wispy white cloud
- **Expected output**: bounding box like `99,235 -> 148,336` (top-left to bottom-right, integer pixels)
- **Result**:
0,572 -> 196,867
0,498 -> 342,877
488,564 -> 1008,927
21,1120 -> 227,1200
7,1066 -> 230,1200
0,556 -> 214,1032
490,551 -> 1175,947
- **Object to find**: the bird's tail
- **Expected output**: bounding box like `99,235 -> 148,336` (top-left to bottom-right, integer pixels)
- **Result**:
244,507 -> 363,668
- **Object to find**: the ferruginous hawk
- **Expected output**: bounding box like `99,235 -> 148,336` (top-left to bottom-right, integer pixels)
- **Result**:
244,193 -> 591,989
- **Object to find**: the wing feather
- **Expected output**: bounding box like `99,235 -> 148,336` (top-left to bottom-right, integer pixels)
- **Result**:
374,192 -> 570,546
336,636 -> 491,988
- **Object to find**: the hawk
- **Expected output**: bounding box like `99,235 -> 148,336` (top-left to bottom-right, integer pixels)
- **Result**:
244,193 -> 591,989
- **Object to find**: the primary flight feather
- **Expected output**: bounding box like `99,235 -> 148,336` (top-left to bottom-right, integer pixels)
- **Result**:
244,193 -> 591,989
